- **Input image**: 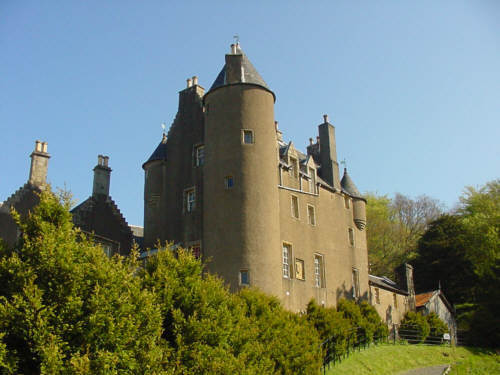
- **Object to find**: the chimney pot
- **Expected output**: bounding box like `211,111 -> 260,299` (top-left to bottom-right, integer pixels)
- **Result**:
42,142 -> 47,153
323,114 -> 329,123
309,137 -> 314,145
103,156 -> 109,167
316,136 -> 320,143
274,121 -> 278,130
35,140 -> 41,152
192,76 -> 198,85
230,43 -> 237,54
187,78 -> 192,88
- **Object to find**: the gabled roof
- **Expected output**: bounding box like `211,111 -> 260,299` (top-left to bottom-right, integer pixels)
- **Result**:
415,290 -> 455,315
143,134 -> 167,168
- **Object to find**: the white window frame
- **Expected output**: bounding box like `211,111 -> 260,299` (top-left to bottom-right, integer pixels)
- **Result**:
282,243 -> 292,279
224,175 -> 234,189
308,167 -> 316,193
314,253 -> 325,288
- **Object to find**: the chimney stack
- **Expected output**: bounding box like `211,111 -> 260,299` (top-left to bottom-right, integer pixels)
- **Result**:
318,114 -> 340,189
92,154 -> 112,197
28,140 -> 50,187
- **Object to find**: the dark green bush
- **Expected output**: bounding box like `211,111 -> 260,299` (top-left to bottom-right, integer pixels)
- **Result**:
399,312 -> 430,343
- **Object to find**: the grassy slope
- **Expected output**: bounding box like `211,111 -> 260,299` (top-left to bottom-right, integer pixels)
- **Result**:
325,344 -> 499,375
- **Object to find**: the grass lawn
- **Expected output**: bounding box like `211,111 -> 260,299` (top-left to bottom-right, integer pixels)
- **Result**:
324,343 -> 499,375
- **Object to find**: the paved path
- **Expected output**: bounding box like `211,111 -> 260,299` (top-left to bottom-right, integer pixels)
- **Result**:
398,364 -> 449,375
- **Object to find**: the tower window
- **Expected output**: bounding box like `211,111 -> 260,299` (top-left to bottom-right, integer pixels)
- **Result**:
224,176 -> 234,189
282,243 -> 292,278
185,188 -> 196,213
242,129 -> 254,144
295,258 -> 305,280
291,195 -> 299,219
194,145 -> 204,166
352,268 -> 360,299
314,254 -> 325,288
348,228 -> 355,247
307,205 -> 316,226
240,270 -> 249,286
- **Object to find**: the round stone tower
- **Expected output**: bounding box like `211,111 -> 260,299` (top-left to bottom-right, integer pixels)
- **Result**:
202,43 -> 282,296
142,133 -> 168,248
341,168 -> 366,230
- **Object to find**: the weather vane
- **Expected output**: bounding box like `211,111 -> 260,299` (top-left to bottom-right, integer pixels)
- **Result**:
233,34 -> 240,44
340,158 -> 347,169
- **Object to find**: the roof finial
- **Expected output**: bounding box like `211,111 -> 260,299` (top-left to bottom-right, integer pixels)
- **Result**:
233,34 -> 240,45
161,122 -> 167,142
340,158 -> 347,171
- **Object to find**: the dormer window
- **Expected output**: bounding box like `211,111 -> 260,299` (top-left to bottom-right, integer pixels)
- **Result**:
308,167 -> 316,193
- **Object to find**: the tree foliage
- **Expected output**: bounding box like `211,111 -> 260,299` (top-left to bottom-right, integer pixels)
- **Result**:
0,189 -> 164,374
365,193 -> 443,278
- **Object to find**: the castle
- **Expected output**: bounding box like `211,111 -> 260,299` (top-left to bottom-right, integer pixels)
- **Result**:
1,43 -> 371,312
141,43 -> 369,311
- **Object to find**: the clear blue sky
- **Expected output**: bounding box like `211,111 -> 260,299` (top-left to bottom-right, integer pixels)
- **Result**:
1,1 -> 499,226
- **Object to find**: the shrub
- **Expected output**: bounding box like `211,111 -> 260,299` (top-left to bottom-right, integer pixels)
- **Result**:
399,312 -> 430,343
426,312 -> 448,339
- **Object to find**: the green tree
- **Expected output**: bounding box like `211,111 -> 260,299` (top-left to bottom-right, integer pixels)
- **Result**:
0,189 -> 164,374
365,193 -> 443,278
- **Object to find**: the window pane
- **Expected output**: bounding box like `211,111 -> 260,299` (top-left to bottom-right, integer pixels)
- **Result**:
243,130 -> 253,144
283,244 -> 290,278
240,270 -> 249,285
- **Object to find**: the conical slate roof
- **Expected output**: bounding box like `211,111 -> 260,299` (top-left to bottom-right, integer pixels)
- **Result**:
143,134 -> 167,168
340,168 -> 363,199
209,44 -> 271,93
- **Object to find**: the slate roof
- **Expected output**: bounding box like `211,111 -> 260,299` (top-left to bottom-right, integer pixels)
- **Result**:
143,134 -> 167,168
341,168 -> 363,199
369,275 -> 409,295
209,44 -> 272,93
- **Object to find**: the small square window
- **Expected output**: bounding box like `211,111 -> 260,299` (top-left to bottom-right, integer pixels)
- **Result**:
194,145 -> 204,167
185,188 -> 195,213
348,228 -> 355,247
307,205 -> 316,225
224,176 -> 234,189
242,130 -> 254,144
375,288 -> 380,304
295,258 -> 305,280
291,195 -> 299,219
240,270 -> 249,286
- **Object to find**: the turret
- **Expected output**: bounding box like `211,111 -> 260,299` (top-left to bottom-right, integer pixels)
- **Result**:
202,43 -> 281,296
341,168 -> 366,231
28,140 -> 50,187
92,155 -> 111,197
142,133 -> 168,248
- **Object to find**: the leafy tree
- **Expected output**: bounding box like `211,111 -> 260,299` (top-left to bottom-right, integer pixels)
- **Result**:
140,245 -> 322,374
366,193 -> 443,278
0,189 -> 164,374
